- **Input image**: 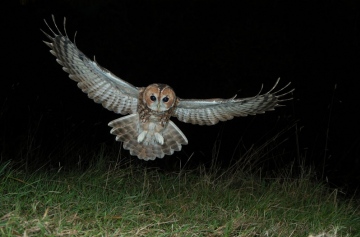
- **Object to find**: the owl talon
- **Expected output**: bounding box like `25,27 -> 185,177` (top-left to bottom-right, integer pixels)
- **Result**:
137,131 -> 148,143
154,133 -> 164,145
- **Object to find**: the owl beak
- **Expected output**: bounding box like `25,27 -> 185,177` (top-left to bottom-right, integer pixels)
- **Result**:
157,103 -> 160,111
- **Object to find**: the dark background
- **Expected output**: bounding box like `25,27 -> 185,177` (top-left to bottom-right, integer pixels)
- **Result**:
1,1 -> 360,193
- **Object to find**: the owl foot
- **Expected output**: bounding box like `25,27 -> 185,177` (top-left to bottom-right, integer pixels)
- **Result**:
137,131 -> 148,143
154,132 -> 164,145
137,131 -> 164,145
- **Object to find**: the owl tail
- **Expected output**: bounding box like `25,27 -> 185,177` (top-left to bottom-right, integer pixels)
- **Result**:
108,114 -> 188,160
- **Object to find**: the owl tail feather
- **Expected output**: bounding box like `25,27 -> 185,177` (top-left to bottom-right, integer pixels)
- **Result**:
108,114 -> 188,160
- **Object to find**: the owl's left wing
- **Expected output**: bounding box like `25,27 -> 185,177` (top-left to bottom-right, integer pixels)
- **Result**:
42,15 -> 139,115
173,78 -> 294,125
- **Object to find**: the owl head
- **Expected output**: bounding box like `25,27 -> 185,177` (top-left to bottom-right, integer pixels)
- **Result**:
143,84 -> 176,112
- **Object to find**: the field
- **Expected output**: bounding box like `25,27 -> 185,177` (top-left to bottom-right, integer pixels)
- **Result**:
1,144 -> 359,237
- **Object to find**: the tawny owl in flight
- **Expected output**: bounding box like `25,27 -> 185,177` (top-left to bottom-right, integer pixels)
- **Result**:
42,16 -> 294,160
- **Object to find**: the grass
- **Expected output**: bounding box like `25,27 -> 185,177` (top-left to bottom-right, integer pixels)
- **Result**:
0,145 -> 359,237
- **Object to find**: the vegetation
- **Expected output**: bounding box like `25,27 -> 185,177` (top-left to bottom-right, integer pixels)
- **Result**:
0,144 -> 359,237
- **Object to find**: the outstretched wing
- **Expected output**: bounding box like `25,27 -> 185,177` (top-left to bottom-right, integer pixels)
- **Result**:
42,15 -> 139,115
173,78 -> 294,125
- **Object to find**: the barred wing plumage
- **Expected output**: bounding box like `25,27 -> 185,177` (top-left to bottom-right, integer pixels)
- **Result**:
42,15 -> 139,115
173,78 -> 294,125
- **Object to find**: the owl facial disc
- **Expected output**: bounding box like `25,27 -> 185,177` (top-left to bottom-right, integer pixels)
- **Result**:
143,84 -> 176,112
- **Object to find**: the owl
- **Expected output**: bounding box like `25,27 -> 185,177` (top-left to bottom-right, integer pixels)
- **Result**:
42,16 -> 294,160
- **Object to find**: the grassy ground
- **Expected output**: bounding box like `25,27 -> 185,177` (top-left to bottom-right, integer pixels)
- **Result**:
0,147 -> 359,237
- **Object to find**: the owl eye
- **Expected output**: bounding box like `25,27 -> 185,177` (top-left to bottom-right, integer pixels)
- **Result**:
150,95 -> 157,101
162,97 -> 169,102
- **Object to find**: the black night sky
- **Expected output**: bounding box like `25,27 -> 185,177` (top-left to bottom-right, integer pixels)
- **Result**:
1,1 -> 360,193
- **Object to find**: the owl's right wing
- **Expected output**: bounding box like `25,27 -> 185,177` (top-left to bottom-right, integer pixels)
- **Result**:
42,15 -> 139,115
